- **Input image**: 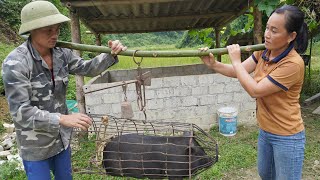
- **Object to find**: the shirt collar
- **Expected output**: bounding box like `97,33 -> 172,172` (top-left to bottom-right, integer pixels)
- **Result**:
27,37 -> 65,70
27,37 -> 42,61
262,42 -> 294,63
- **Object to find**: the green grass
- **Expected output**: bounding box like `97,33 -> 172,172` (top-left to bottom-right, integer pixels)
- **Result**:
300,102 -> 320,179
198,126 -> 258,179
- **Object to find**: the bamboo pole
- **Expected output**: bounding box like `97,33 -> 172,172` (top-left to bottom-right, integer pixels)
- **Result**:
21,35 -> 265,57
56,40 -> 266,57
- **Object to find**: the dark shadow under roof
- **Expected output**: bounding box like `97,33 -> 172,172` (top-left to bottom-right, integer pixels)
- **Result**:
61,0 -> 252,34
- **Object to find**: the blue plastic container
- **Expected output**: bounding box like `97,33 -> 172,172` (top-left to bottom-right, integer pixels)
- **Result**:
66,100 -> 79,113
217,107 -> 237,136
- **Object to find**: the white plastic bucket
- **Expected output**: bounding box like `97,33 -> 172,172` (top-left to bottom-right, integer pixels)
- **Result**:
217,107 -> 238,136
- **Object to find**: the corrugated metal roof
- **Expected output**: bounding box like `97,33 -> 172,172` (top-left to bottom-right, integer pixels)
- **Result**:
61,0 -> 252,34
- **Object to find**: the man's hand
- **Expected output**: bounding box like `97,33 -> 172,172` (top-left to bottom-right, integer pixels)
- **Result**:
108,40 -> 127,56
199,47 -> 217,70
59,113 -> 93,131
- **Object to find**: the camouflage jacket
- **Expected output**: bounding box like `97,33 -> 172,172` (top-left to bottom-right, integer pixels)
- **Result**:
1,38 -> 118,161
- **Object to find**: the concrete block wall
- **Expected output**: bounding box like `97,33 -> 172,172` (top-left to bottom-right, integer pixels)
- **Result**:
84,64 -> 257,130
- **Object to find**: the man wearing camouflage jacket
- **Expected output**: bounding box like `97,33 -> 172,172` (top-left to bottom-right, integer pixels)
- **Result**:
1,1 -> 126,179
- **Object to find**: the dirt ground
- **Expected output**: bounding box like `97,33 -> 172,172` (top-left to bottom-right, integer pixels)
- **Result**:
0,96 -> 11,123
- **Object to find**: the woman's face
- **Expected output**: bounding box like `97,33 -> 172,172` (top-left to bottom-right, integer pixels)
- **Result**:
264,13 -> 296,53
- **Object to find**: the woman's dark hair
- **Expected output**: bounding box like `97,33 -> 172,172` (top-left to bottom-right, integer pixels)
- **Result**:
271,5 -> 308,54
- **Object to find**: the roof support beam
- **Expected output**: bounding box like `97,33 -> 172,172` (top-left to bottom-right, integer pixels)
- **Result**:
89,11 -> 235,25
65,0 -> 187,7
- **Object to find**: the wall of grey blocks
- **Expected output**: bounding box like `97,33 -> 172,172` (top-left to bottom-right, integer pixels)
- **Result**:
84,64 -> 257,131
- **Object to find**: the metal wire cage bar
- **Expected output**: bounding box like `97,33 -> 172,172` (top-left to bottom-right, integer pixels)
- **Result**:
70,114 -> 218,179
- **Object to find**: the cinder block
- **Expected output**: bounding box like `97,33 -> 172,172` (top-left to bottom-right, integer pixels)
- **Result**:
156,88 -> 173,98
164,97 -> 181,108
243,102 -> 257,111
145,90 -> 156,99
181,76 -> 198,86
181,96 -> 198,106
192,86 -> 208,95
233,92 -> 252,102
199,74 -> 214,85
145,110 -> 158,120
194,106 -> 209,116
111,103 -> 122,114
199,95 -> 216,105
123,90 -> 138,101
209,84 -> 225,94
157,109 -> 175,120
85,95 -> 103,106
225,82 -> 241,93
175,107 -> 195,118
102,93 -> 121,104
163,76 -> 181,87
217,93 -> 233,103
214,74 -> 231,83
147,99 -> 164,110
150,78 -> 163,89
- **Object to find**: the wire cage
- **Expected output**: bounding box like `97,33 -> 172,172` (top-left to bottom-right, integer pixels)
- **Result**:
70,114 -> 218,179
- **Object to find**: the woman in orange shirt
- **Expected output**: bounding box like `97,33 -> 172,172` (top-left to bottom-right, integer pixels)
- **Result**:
201,5 -> 308,180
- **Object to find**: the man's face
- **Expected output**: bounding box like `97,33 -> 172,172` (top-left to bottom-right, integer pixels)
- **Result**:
30,24 -> 61,49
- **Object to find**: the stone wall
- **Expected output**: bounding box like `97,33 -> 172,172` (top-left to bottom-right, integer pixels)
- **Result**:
83,64 -> 257,130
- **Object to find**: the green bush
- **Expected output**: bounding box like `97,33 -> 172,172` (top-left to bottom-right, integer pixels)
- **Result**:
0,161 -> 26,180
0,0 -> 26,31
0,43 -> 16,95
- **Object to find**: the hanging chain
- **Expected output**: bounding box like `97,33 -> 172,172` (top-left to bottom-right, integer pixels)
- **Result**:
122,81 -> 128,101
133,50 -> 147,120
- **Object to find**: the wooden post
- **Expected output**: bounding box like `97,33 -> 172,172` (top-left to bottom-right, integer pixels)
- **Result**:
69,8 -> 86,114
95,33 -> 101,46
215,28 -> 221,62
253,6 -> 263,44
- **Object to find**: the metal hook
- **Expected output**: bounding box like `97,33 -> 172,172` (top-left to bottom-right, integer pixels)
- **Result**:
132,50 -> 143,66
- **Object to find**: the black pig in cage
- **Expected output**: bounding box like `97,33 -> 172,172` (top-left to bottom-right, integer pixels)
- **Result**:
70,114 -> 218,179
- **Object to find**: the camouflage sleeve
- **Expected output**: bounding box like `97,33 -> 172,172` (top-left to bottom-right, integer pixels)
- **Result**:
65,49 -> 119,76
2,56 -> 60,132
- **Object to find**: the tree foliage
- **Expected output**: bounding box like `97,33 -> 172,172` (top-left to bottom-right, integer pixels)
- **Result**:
0,0 -> 71,41
0,0 -> 27,31
181,0 -> 319,48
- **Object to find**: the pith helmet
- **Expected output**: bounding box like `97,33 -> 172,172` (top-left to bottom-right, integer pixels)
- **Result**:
19,1 -> 70,35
